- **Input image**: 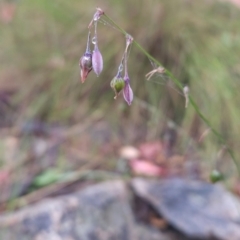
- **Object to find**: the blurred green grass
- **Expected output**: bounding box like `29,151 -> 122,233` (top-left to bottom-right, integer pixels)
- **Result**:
1,0 -> 240,178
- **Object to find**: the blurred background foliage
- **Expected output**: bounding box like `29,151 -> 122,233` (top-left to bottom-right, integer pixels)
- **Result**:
0,0 -> 240,206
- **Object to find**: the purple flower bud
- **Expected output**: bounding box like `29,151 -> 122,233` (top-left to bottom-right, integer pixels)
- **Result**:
79,52 -> 92,83
79,32 -> 92,83
92,44 -> 103,76
110,72 -> 125,99
123,76 -> 133,105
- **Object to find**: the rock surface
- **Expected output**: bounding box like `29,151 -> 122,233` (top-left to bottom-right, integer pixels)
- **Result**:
132,178 -> 240,240
0,178 -> 240,240
0,180 -> 179,240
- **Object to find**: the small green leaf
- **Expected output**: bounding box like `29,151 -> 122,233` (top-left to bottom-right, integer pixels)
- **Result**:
33,168 -> 62,187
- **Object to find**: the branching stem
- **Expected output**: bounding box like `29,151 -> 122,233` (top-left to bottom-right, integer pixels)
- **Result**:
103,13 -> 240,176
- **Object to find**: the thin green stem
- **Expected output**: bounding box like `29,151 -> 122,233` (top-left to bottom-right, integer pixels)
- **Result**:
103,13 -> 240,176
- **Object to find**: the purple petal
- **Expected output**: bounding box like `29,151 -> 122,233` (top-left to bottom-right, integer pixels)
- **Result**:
123,82 -> 133,105
92,46 -> 103,76
80,68 -> 91,83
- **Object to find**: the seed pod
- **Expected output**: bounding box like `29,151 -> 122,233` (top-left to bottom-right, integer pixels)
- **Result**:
123,75 -> 133,105
110,72 -> 125,99
79,52 -> 92,83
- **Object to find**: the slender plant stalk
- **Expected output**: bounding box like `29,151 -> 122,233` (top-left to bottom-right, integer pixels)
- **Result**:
103,13 -> 240,176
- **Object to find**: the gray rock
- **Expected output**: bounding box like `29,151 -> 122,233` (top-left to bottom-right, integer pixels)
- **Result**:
0,180 -> 173,240
132,178 -> 240,240
1,178 -> 239,240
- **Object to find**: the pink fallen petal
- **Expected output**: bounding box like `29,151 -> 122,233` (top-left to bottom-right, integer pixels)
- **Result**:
130,159 -> 163,177
0,170 -> 10,185
139,141 -> 163,161
0,3 -> 16,24
228,0 -> 240,7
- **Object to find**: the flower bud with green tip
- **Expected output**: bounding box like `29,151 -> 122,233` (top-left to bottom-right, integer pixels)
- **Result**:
110,72 -> 125,99
210,169 -> 224,183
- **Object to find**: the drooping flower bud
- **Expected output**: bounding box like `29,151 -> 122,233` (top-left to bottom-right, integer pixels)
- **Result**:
79,52 -> 92,83
79,32 -> 92,83
92,44 -> 103,76
123,75 -> 133,105
110,72 -> 125,99
122,34 -> 134,105
92,20 -> 103,77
